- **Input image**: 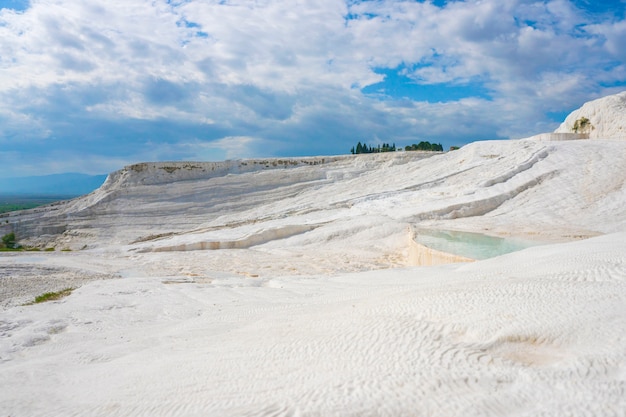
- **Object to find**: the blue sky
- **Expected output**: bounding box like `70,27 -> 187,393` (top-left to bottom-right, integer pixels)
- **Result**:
1,0 -> 625,176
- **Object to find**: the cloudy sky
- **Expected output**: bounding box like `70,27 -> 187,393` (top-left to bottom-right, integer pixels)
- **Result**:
1,0 -> 625,176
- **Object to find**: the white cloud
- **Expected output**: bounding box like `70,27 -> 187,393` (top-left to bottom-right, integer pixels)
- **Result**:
206,136 -> 270,160
0,0 -> 625,175
587,19 -> 626,60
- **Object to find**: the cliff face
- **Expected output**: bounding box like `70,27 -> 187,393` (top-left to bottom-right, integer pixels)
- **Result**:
555,91 -> 626,139
5,87 -> 626,252
1,153 -> 423,248
100,157 -> 344,190
4,138 -> 626,255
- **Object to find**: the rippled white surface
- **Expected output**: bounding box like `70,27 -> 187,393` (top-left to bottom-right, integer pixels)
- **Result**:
1,139 -> 626,416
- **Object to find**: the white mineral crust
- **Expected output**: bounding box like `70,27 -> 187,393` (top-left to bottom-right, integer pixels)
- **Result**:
1,93 -> 626,416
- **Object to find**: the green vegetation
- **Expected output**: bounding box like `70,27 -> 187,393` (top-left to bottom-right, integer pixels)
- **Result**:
572,117 -> 591,133
0,202 -> 41,214
26,288 -> 74,305
0,195 -> 71,214
0,232 -> 60,252
350,140 -> 445,155
1,232 -> 16,249
0,247 -> 21,252
405,141 -> 444,152
351,142 -> 397,154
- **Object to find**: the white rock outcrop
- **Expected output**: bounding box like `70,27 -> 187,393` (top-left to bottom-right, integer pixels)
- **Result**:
3,135 -> 626,416
555,91 -> 626,139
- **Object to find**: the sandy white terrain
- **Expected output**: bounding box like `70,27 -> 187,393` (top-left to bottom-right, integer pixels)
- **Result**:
1,95 -> 626,415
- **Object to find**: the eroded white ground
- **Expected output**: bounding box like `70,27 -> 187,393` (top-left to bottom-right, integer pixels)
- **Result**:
1,138 -> 625,416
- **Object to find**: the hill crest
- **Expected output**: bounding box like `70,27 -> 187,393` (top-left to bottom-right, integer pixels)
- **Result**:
555,91 -> 626,139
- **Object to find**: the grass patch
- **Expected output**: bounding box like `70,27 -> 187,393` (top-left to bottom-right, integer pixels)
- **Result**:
0,202 -> 42,214
25,288 -> 74,305
0,246 -> 48,252
0,247 -> 22,252
0,195 -> 75,214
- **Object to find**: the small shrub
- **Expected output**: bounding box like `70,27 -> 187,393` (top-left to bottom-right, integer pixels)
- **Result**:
29,288 -> 74,304
572,117 -> 591,133
2,232 -> 16,248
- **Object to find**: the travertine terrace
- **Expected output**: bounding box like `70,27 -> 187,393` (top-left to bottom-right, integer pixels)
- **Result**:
1,93 -> 626,416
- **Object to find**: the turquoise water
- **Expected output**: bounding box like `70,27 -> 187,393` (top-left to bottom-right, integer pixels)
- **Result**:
413,229 -> 543,260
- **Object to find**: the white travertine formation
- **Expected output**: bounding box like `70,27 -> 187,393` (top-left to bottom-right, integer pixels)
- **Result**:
555,90 -> 626,139
1,108 -> 626,416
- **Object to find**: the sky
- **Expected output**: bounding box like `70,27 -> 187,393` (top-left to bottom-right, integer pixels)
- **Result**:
1,0 -> 625,176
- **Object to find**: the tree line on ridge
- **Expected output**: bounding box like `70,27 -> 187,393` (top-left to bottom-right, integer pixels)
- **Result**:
350,141 -> 444,154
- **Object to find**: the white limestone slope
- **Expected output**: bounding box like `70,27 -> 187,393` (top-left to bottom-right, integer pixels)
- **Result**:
4,139 -> 626,255
555,90 -> 626,139
1,137 -> 626,416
